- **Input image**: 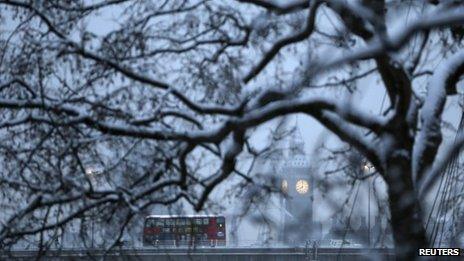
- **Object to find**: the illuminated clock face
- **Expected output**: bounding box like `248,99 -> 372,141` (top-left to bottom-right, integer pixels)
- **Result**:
295,179 -> 309,194
281,180 -> 288,193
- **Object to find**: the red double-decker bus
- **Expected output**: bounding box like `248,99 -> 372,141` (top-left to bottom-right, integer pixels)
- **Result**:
143,215 -> 226,247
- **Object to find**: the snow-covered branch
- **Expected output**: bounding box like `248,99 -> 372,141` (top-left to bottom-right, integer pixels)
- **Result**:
313,7 -> 464,74
1,0 -> 464,256
414,50 -> 464,182
243,0 -> 321,83
236,0 -> 309,14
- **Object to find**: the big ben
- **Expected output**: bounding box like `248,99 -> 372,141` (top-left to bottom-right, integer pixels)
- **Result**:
277,130 -> 319,244
247,122 -> 320,245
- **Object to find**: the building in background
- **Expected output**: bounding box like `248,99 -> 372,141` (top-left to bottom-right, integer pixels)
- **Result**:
241,124 -> 322,246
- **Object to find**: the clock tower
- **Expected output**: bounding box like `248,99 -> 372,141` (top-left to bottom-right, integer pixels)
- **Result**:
242,120 -> 320,245
277,129 -> 318,244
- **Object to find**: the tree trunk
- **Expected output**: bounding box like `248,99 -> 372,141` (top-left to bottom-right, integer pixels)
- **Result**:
385,156 -> 429,260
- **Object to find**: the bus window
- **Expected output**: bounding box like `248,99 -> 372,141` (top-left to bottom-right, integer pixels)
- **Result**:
185,227 -> 192,233
166,219 -> 174,226
163,227 -> 170,233
163,233 -> 175,240
156,219 -> 165,226
146,219 -> 155,228
176,219 -> 184,226
185,218 -> 191,225
203,218 -> 209,225
195,218 -> 202,225
217,217 -> 225,224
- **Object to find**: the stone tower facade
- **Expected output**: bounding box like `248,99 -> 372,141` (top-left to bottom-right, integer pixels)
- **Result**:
275,128 -> 321,244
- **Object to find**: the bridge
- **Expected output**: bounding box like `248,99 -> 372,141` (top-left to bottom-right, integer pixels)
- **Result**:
2,247 -> 395,260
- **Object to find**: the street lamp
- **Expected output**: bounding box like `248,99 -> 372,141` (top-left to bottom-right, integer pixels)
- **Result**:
361,161 -> 375,247
362,161 -> 375,175
85,166 -> 102,248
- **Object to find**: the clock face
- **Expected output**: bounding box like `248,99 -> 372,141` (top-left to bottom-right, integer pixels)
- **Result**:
295,179 -> 309,194
281,180 -> 288,193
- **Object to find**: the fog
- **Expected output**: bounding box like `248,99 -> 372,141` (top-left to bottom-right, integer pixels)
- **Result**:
1,1 -> 464,260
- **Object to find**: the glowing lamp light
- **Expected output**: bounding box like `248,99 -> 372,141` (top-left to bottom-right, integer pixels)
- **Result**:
362,162 -> 375,174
